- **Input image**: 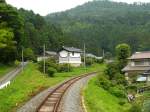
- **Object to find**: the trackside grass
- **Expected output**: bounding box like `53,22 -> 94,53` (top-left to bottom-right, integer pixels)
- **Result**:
84,77 -> 131,112
0,62 -> 103,112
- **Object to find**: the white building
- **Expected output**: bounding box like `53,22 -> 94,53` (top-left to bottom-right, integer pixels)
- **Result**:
59,46 -> 82,67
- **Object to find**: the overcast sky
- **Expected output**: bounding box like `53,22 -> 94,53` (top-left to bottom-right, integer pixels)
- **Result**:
6,0 -> 150,16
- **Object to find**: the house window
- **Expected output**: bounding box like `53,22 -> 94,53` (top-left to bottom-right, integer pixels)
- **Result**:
72,52 -> 74,56
134,60 -> 145,66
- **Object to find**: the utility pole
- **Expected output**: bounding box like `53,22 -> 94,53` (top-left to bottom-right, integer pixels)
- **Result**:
103,49 -> 105,58
84,43 -> 86,71
43,44 -> 46,74
22,46 -> 24,72
67,52 -> 70,72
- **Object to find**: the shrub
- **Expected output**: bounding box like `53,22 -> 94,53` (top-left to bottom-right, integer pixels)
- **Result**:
113,73 -> 127,85
24,48 -> 35,61
47,67 -> 57,77
142,99 -> 150,112
109,86 -> 126,98
14,60 -> 20,66
38,58 -> 58,73
97,74 -> 112,90
94,58 -> 104,64
85,57 -> 94,66
118,99 -> 126,105
58,64 -> 73,72
129,103 -> 141,112
104,62 -> 119,80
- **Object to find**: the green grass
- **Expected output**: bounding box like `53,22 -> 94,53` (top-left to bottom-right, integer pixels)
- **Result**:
0,62 -> 103,112
84,77 -> 131,112
0,64 -> 16,78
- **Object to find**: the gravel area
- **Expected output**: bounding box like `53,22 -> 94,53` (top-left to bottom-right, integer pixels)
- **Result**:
61,73 -> 96,112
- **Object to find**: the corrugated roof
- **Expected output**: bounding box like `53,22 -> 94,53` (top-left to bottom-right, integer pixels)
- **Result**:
128,51 -> 150,59
62,46 -> 82,53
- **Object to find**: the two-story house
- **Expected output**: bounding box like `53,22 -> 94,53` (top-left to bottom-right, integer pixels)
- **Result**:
122,51 -> 150,81
59,46 -> 82,67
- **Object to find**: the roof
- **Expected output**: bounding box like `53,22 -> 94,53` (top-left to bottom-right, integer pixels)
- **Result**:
122,65 -> 150,72
62,46 -> 82,53
128,51 -> 150,60
86,53 -> 97,58
45,51 -> 57,55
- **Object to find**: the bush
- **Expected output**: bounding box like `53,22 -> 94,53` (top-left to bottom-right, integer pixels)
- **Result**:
118,99 -> 126,105
38,58 -> 58,73
142,100 -> 150,112
24,48 -> 35,61
113,73 -> 127,85
94,58 -> 104,64
129,103 -> 141,112
97,74 -> 112,90
104,62 -> 119,80
14,60 -> 20,66
58,64 -> 73,72
85,57 -> 94,66
47,67 -> 57,77
109,86 -> 126,98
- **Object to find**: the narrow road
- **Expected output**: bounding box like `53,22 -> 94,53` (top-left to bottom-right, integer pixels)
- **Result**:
17,73 -> 96,112
0,62 -> 28,87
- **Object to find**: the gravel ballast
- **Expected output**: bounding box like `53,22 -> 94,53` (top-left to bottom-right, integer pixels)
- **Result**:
61,74 -> 96,112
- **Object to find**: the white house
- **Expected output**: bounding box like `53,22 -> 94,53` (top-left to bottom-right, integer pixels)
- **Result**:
59,46 -> 82,67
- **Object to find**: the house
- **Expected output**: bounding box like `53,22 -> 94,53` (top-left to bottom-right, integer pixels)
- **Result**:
37,51 -> 57,62
59,46 -> 82,67
122,51 -> 150,81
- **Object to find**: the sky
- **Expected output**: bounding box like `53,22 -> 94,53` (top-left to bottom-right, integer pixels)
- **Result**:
6,0 -> 150,16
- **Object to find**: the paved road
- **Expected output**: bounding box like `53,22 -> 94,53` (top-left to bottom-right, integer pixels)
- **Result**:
0,62 -> 28,86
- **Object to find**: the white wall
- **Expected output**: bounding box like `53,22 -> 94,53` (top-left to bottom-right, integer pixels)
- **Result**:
59,50 -> 81,64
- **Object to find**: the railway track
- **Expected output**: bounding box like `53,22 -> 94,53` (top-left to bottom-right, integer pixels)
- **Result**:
37,72 -> 97,112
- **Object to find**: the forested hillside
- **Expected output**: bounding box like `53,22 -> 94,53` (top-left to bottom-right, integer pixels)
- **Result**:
46,0 -> 150,56
0,0 -> 64,63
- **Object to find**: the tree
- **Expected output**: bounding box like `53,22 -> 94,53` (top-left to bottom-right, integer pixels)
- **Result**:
0,28 -> 17,63
115,43 -> 131,72
104,62 -> 119,80
23,48 -> 35,61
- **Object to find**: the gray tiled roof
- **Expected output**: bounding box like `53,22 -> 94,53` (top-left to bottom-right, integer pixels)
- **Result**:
122,65 -> 150,72
62,46 -> 82,53
128,51 -> 150,59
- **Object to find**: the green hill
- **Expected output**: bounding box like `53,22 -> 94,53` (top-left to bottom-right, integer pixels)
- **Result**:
46,0 -> 150,55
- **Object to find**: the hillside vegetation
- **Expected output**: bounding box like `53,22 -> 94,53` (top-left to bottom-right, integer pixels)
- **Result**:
46,0 -> 150,55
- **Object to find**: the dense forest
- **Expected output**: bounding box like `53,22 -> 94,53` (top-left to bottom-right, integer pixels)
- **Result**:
46,0 -> 150,56
0,0 -> 64,63
2,0 -> 150,63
